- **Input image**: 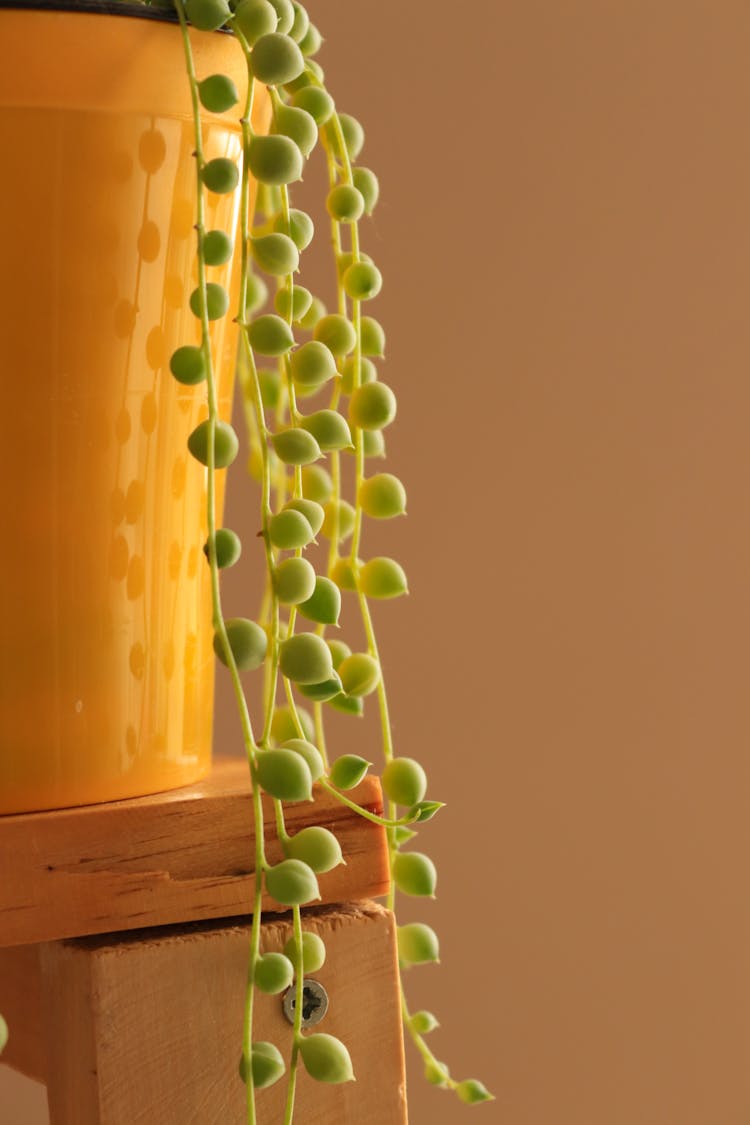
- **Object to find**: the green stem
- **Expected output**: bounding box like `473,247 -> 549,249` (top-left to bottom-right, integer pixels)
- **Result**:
172,2 -> 258,765
282,905 -> 305,1124
318,778 -> 417,828
402,994 -> 457,1092
243,774 -> 267,1125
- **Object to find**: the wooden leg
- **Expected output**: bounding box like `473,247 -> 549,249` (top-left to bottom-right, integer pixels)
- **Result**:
1,901 -> 407,1124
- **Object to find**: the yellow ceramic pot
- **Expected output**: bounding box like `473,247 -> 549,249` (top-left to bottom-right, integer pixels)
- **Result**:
0,5 -> 269,812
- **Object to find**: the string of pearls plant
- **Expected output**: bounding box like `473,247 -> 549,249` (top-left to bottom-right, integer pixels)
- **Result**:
168,0 -> 494,1118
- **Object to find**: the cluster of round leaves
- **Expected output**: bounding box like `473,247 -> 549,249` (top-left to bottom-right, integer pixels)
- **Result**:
173,0 -> 492,1109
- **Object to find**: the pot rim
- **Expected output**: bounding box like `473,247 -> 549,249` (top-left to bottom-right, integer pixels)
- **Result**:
0,0 -> 182,25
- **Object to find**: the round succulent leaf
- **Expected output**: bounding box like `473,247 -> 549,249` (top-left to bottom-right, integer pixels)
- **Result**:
198,73 -> 238,113
233,0 -> 276,43
329,556 -> 359,591
283,825 -> 343,873
283,929 -> 326,973
258,367 -> 282,410
338,355 -> 376,396
313,313 -> 356,356
300,409 -> 353,451
360,556 -> 408,599
338,652 -> 380,697
326,183 -> 365,222
213,618 -> 267,671
321,500 -> 356,541
299,1033 -> 355,1084
329,754 -> 370,790
360,315 -> 385,356
343,260 -> 383,301
456,1079 -> 495,1105
425,1060 -> 451,1087
297,673 -> 344,702
274,207 -> 315,251
251,32 -> 305,85
203,527 -> 242,569
382,757 -> 427,807
254,952 -> 294,995
280,737 -> 325,781
392,851 -> 437,897
273,103 -> 318,158
301,464 -> 334,503
274,556 -> 316,604
248,313 -> 295,355
189,281 -> 230,321
291,339 -> 337,389
275,283 -> 313,322
358,473 -> 406,519
297,576 -> 341,625
267,0 -> 294,33
410,800 -> 445,823
248,134 -> 303,186
245,271 -> 269,314
170,345 -> 206,386
327,638 -> 351,668
200,157 -> 238,195
184,423 -> 237,472
251,232 -> 299,276
298,21 -> 322,56
202,228 -> 233,265
284,497 -> 325,536
291,85 -> 334,125
268,509 -> 315,549
271,704 -> 314,744
289,1 -> 309,42
242,1041 -> 285,1089
327,692 -> 364,716
397,922 -> 440,967
348,381 -> 397,431
265,858 -> 320,906
279,633 -> 334,684
185,0 -> 230,31
410,1010 -> 440,1035
352,166 -> 380,214
338,112 -> 364,158
270,427 -> 322,466
255,748 -> 313,801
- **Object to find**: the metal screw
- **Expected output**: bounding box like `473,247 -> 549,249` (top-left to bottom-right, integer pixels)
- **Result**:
282,978 -> 329,1029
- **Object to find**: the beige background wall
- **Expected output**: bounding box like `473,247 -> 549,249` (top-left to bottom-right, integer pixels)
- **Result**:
4,1 -> 750,1122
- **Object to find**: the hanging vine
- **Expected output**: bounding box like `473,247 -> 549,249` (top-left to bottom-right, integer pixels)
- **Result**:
170,0 -> 494,1118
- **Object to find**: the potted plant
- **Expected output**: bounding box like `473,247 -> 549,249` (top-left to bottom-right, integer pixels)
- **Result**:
0,0 -> 493,1118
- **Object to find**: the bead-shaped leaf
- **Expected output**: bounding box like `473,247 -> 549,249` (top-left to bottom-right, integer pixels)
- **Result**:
329,754 -> 370,790
254,952 -> 294,995
382,757 -> 427,807
255,748 -> 313,802
397,922 -> 440,967
283,826 -> 343,873
265,859 -> 320,906
284,930 -> 326,973
299,1033 -> 355,1084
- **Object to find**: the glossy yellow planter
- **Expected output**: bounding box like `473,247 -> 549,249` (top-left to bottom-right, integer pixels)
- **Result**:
0,7 -> 268,812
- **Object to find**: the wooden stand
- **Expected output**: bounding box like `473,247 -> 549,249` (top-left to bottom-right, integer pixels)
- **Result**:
0,760 -> 408,1123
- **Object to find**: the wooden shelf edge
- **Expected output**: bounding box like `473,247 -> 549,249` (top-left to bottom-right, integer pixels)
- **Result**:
0,758 -> 390,947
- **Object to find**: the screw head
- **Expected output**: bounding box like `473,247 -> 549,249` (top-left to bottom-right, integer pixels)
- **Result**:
282,977 -> 329,1029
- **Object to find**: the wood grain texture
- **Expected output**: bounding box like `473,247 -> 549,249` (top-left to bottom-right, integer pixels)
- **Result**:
0,944 -> 46,1081
0,759 -> 389,948
40,901 -> 407,1124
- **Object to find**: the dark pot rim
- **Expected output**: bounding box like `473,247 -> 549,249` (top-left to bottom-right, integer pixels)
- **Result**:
0,0 -> 181,25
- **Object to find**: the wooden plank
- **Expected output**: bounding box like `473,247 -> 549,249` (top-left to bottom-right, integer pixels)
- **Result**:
0,944 -> 46,1081
40,939 -> 100,1124
0,759 -> 389,948
41,901 -> 407,1124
